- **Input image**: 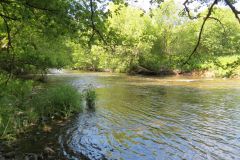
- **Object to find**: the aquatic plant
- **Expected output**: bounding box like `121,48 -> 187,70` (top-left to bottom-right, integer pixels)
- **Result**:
84,86 -> 97,109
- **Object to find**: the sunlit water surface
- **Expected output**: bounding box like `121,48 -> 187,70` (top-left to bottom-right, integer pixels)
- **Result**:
49,72 -> 240,160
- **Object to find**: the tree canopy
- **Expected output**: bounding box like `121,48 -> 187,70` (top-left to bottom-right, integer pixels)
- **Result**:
0,0 -> 240,77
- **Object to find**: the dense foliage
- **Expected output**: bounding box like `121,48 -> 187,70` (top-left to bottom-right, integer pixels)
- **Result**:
71,1 -> 240,77
0,0 -> 239,77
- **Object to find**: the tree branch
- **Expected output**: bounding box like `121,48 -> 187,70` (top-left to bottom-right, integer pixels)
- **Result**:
24,1 -> 58,12
0,3 -> 15,84
0,13 -> 19,20
208,16 -> 226,33
89,0 -> 114,52
0,0 -> 12,4
224,0 -> 240,24
182,0 -> 218,66
183,0 -> 197,19
2,17 -> 13,84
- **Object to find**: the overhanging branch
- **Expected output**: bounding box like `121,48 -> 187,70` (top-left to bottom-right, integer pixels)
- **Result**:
89,0 -> 114,52
225,0 -> 240,23
24,1 -> 58,12
183,0 -> 197,19
182,0 -> 218,66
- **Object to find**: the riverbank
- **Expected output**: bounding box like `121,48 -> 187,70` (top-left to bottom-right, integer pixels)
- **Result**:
128,64 -> 240,78
0,73 -> 98,159
1,72 -> 240,159
72,55 -> 240,78
70,68 -> 240,79
0,118 -> 74,160
0,77 -> 83,150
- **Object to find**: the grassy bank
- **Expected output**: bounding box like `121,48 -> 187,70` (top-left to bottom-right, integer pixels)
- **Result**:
0,75 -> 83,140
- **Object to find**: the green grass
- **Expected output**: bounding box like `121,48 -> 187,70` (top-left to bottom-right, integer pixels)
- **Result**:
0,78 -> 35,140
33,85 -> 83,118
0,76 -> 83,140
84,86 -> 97,109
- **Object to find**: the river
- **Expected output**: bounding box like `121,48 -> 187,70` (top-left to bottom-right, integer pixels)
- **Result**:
48,72 -> 240,160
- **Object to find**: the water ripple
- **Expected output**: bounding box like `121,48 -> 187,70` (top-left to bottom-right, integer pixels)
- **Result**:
55,74 -> 240,160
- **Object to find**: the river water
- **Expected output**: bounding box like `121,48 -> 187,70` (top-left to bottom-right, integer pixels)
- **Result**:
49,72 -> 240,160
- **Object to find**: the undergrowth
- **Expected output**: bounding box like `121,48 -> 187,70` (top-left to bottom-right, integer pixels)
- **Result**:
0,76 -> 83,140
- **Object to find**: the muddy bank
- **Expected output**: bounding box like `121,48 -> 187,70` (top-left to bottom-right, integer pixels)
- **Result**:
129,66 -> 215,77
73,66 -> 228,78
0,119 -> 73,160
129,66 -> 239,78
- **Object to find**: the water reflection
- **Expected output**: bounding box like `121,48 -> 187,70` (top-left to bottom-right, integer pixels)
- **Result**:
53,73 -> 240,160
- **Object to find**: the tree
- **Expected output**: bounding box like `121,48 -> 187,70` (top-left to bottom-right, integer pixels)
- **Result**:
1,0 -> 240,77
181,0 -> 240,64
